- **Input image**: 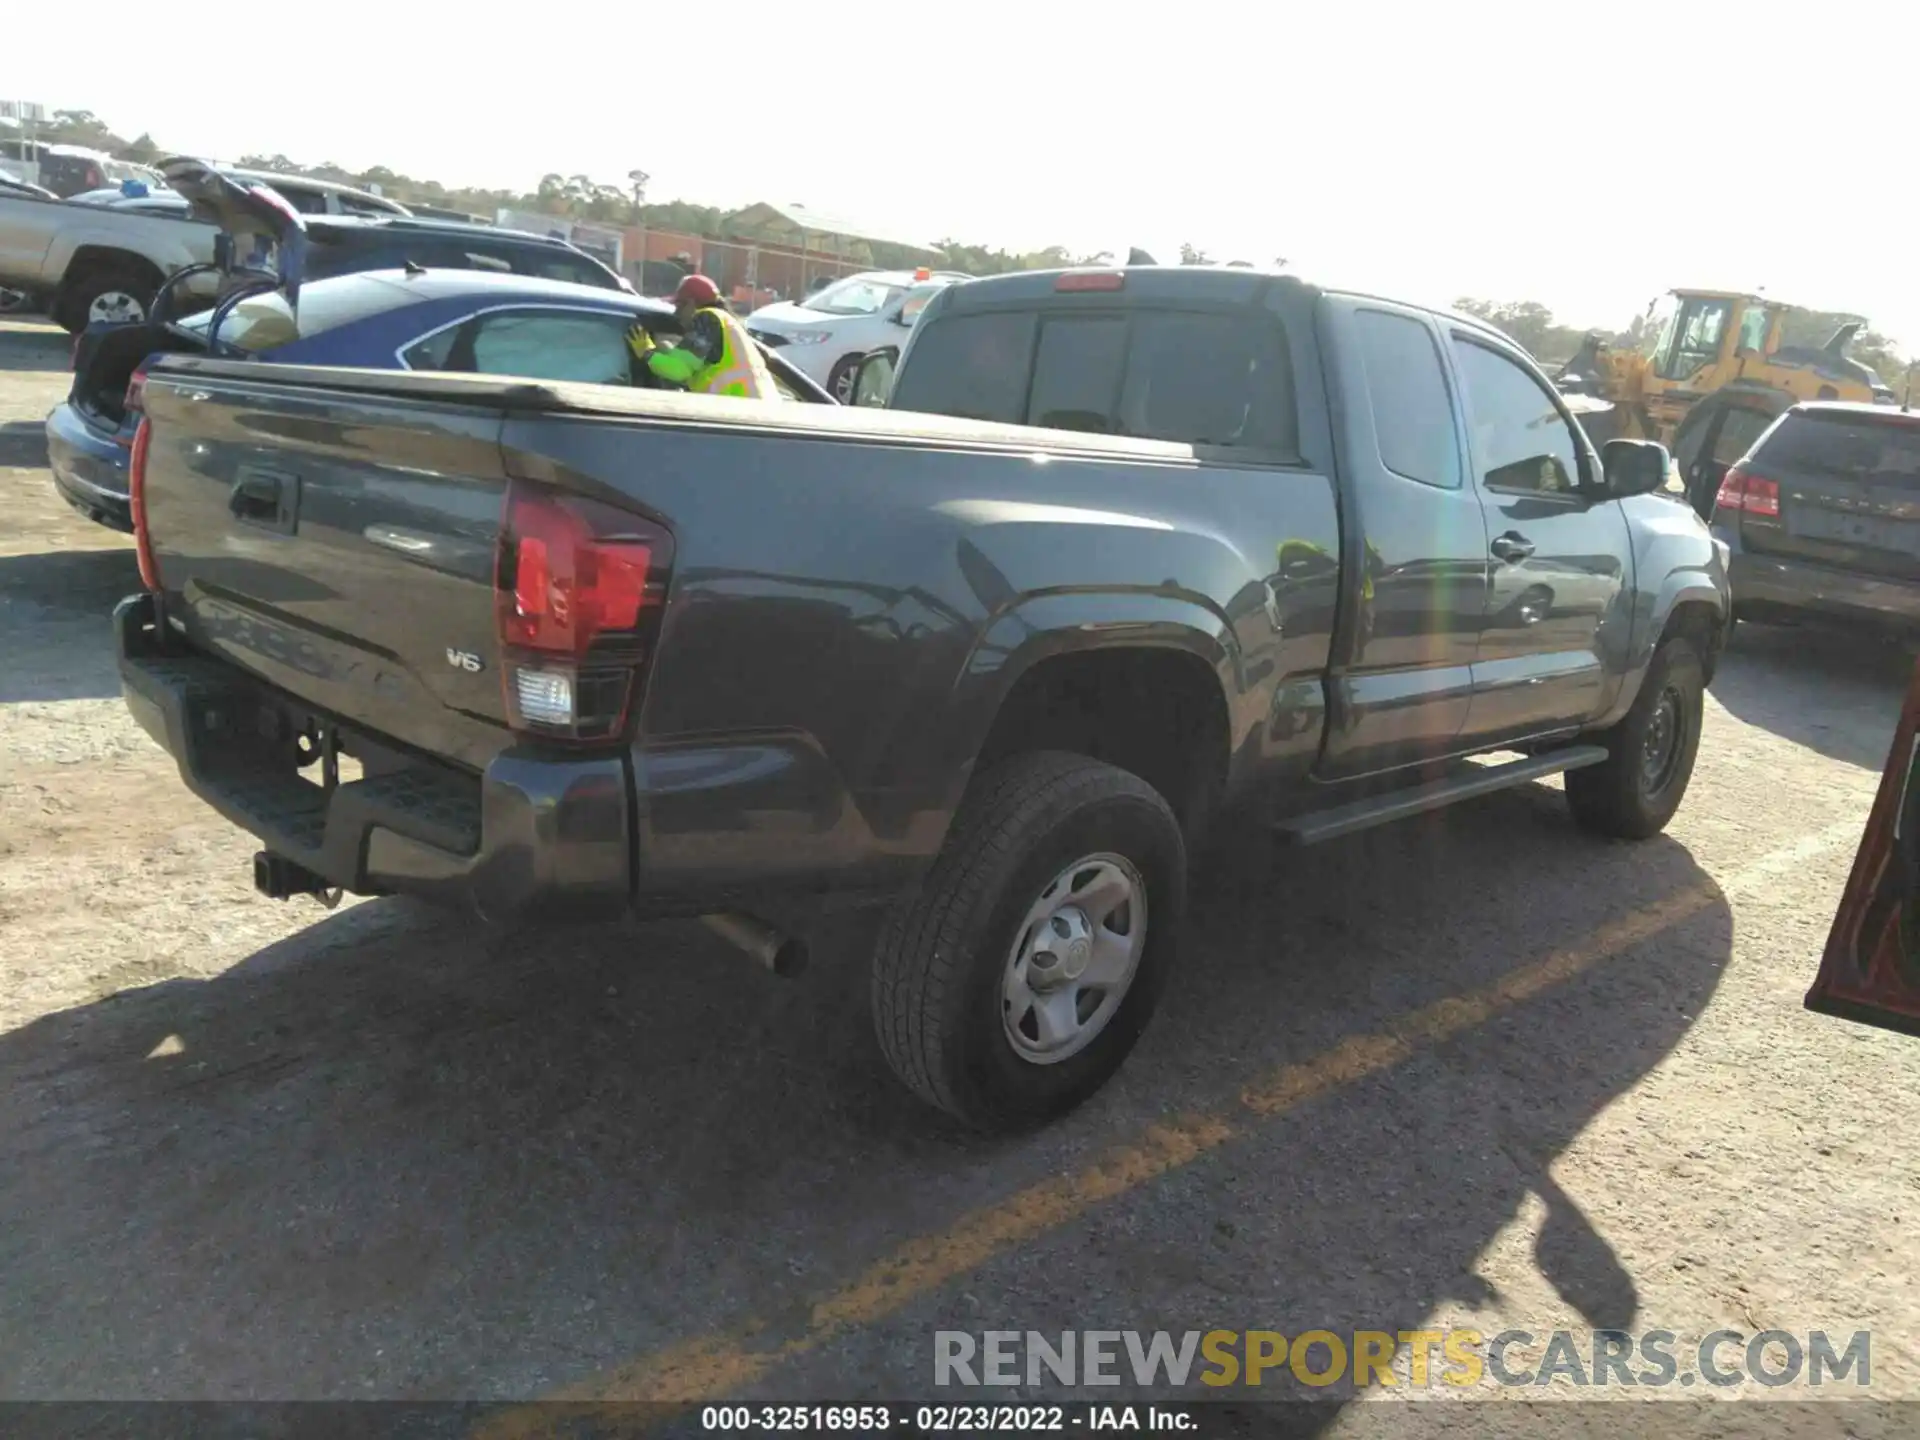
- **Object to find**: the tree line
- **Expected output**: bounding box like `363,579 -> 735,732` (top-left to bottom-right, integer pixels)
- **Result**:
18,108 -> 1911,384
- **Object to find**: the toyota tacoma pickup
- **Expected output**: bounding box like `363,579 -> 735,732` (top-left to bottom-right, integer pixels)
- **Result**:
115,263 -> 1730,1129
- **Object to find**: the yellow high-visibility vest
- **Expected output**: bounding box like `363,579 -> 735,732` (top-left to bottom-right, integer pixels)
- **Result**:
687,307 -> 776,399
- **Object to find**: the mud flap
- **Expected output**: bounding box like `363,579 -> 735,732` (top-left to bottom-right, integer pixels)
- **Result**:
1808,655 -> 1920,1036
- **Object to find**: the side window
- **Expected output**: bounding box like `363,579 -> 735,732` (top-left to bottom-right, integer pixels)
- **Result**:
538,255 -> 617,289
1736,306 -> 1771,356
898,282 -> 946,326
447,248 -> 515,275
1353,309 -> 1460,488
1027,317 -> 1127,432
308,242 -> 408,280
401,325 -> 461,371
1657,296 -> 1731,379
275,185 -> 331,215
1450,337 -> 1584,496
455,310 -> 634,385
888,311 -> 1036,423
1712,406 -> 1777,465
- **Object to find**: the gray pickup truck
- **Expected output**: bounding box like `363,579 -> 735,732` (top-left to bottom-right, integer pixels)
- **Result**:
0,179 -> 219,330
114,263 -> 1730,1129
0,155 -> 406,330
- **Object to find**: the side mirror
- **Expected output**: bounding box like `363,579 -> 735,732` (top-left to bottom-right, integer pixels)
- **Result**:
1601,438 -> 1672,498
851,351 -> 895,408
887,306 -> 912,328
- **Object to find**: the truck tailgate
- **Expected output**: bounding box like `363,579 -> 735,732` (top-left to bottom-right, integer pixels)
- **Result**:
139,369 -> 514,771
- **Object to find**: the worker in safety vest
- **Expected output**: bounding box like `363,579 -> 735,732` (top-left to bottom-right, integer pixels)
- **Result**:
628,273 -> 775,399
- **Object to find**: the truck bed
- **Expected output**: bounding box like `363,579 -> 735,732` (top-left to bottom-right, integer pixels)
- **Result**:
128,355 -> 1338,915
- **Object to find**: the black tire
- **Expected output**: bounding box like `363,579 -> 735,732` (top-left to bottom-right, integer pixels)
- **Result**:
54,265 -> 155,333
1565,637 -> 1704,840
871,751 -> 1187,1131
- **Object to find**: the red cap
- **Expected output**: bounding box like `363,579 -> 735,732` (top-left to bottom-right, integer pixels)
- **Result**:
673,273 -> 720,307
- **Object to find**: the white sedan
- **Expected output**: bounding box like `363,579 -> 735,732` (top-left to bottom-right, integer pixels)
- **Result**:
745,269 -> 969,402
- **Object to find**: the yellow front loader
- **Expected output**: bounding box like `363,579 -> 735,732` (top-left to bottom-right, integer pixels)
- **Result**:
1556,289 -> 1896,448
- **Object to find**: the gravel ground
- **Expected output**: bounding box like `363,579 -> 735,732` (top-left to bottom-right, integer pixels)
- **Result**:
1,316 -> 1915,1431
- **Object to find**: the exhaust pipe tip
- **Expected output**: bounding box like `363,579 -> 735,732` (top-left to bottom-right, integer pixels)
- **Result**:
701,912 -> 808,978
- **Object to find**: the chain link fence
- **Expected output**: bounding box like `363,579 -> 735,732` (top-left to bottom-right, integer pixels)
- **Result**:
631,229 -> 871,310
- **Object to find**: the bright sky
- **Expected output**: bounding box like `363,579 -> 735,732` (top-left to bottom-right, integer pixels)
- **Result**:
10,1 -> 1918,351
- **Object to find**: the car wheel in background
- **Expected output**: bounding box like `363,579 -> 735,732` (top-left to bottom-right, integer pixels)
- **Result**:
869,751 -> 1187,1131
827,352 -> 865,404
54,267 -> 155,333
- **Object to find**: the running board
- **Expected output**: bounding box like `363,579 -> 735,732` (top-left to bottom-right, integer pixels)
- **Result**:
1276,745 -> 1610,846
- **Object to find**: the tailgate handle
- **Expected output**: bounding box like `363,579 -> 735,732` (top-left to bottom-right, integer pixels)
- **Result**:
229,468 -> 297,533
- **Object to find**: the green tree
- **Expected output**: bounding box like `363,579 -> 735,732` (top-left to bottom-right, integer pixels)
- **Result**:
45,109 -> 124,151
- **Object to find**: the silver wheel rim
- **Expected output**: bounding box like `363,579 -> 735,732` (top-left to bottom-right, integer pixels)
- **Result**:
1001,852 -> 1147,1065
88,290 -> 145,325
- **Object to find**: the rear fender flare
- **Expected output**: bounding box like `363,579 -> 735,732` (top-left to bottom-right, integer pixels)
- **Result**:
930,588 -> 1246,817
51,230 -> 201,289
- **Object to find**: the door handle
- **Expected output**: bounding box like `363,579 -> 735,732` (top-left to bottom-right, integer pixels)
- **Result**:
229,472 -> 282,521
228,466 -> 298,533
1490,532 -> 1535,562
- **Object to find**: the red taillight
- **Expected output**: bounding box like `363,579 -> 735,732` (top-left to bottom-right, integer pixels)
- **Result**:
129,416 -> 160,590
1715,464 -> 1780,519
494,480 -> 671,741
1055,271 -> 1126,292
115,367 -> 148,448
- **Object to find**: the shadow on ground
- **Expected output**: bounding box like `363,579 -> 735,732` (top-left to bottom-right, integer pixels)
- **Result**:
0,319 -> 69,372
0,419 -> 49,468
0,777 -> 1732,1409
1710,618 -> 1912,770
0,548 -> 139,702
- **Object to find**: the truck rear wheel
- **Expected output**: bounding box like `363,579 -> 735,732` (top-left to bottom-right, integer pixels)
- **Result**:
1565,637 -> 1704,840
870,751 -> 1186,1131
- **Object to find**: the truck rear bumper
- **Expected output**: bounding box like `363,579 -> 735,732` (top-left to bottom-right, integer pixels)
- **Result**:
115,592 -> 631,924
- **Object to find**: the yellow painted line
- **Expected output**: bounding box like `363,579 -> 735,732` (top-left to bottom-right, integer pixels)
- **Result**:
477,818 -> 1862,1435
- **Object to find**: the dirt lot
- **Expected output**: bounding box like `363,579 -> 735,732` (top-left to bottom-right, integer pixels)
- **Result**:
2,315 -> 1917,1430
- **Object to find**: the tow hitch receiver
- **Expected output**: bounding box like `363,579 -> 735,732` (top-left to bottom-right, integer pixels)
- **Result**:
253,851 -> 341,909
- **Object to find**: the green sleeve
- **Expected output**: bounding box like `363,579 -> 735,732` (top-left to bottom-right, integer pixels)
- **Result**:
646,347 -> 703,385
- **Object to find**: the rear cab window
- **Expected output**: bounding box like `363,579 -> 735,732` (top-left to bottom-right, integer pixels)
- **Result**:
891,300 -> 1297,455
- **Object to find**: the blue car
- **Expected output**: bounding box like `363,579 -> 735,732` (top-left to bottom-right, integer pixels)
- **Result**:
47,164 -> 833,532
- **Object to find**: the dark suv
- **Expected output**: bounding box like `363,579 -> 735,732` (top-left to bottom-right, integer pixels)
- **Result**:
302,216 -> 628,291
1712,402 -> 1920,633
